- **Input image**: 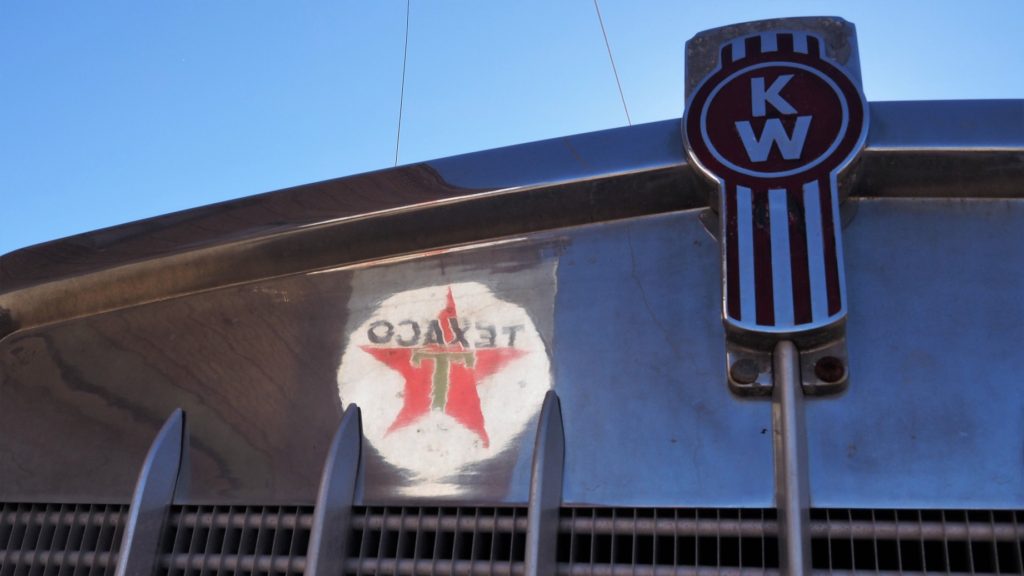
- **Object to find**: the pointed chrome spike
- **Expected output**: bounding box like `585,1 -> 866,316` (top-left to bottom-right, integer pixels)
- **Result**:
524,390 -> 564,576
304,405 -> 362,576
115,408 -> 186,576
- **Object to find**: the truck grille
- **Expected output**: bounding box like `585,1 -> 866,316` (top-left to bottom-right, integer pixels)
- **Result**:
559,508 -> 779,574
0,502 -> 128,576
156,505 -> 313,576
346,507 -> 527,575
5,504 -> 1022,574
810,508 -> 1024,574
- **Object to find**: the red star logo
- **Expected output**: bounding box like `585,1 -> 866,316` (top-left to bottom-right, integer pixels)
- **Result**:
361,287 -> 526,448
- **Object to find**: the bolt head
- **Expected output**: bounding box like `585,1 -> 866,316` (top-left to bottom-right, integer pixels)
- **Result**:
730,358 -> 760,384
815,356 -> 846,383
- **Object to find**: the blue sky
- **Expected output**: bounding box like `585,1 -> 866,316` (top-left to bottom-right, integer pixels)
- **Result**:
2,1 -> 1022,255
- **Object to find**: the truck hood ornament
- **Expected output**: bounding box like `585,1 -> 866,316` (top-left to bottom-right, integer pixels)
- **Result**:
683,18 -> 868,394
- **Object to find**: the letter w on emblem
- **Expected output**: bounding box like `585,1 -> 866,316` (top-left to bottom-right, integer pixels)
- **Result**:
735,75 -> 812,162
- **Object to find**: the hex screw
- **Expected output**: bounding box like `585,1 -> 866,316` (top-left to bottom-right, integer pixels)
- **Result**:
814,356 -> 846,383
730,358 -> 760,385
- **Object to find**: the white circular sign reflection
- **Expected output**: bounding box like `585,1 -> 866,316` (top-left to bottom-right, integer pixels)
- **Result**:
337,282 -> 551,496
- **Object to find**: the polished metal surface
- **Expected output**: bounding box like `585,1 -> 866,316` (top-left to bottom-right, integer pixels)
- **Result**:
524,391 -> 563,576
771,341 -> 811,576
808,198 -> 1024,508
552,212 -> 774,507
3,196 -> 1024,507
0,210 -> 775,506
305,405 -> 361,576
115,409 -> 185,576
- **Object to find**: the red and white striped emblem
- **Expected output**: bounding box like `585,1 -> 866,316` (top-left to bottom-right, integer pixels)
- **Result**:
684,31 -> 868,336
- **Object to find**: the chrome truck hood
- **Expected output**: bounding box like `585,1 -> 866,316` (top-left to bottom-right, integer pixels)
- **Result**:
2,18 -> 1023,576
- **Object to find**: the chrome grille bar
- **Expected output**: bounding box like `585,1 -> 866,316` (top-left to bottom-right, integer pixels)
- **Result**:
525,391 -> 565,576
343,558 -> 525,575
0,548 -> 119,568
351,512 -> 526,534
562,512 -> 778,538
305,404 -> 362,576
161,551 -> 306,573
170,508 -> 313,531
556,567 -> 777,576
116,408 -> 186,576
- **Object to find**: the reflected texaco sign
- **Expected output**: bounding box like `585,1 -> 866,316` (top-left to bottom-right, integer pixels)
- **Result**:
684,31 -> 868,340
338,282 -> 551,496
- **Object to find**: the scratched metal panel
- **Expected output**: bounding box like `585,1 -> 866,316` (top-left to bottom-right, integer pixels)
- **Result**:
3,199 -> 1022,508
0,208 -> 779,507
552,211 -> 775,507
807,197 -> 1024,508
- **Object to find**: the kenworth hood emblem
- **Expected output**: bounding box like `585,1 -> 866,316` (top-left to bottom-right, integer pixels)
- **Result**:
683,19 -> 868,394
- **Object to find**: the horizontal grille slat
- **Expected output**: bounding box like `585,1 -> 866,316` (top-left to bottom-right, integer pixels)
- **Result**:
560,515 -> 1024,541
351,511 -> 527,534
556,566 -> 780,576
343,558 -> 525,575
0,503 -> 127,575
563,515 -> 780,538
160,552 -> 306,573
810,517 -> 1023,541
0,549 -> 118,568
169,509 -> 313,531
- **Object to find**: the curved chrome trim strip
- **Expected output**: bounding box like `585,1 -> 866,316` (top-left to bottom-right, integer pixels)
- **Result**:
305,405 -> 362,576
525,391 -> 564,576
115,409 -> 186,576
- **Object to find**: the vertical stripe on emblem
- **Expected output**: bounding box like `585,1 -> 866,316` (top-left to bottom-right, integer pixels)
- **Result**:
752,189 -> 775,326
787,188 -> 812,325
792,32 -> 808,54
768,188 -> 794,326
803,180 -> 829,322
731,38 -> 746,60
818,178 -> 842,315
725,185 -> 741,320
761,32 -> 778,53
830,175 -> 848,315
736,186 -> 755,323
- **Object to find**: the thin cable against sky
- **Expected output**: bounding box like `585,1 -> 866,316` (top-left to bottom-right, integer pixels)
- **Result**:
394,0 -> 411,166
593,0 -> 631,126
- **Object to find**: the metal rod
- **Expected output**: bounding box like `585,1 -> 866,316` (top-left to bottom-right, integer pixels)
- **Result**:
115,408 -> 186,576
524,391 -> 565,576
304,404 -> 362,576
772,341 -> 811,576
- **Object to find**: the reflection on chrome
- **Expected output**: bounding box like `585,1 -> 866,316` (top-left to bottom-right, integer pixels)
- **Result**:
337,282 -> 551,496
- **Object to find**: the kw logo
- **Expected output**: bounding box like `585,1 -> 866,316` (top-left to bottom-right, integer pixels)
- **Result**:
735,75 -> 812,162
